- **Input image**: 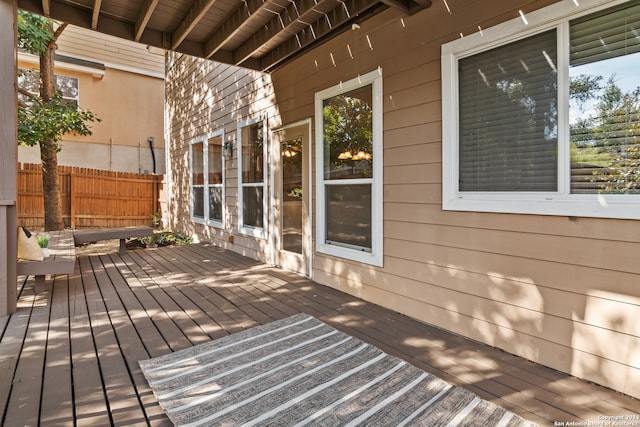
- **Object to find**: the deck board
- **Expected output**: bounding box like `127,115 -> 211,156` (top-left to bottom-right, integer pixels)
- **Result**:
4,280 -> 50,426
40,275 -> 74,426
2,243 -> 639,425
68,268 -> 112,427
80,255 -> 148,426
0,283 -> 32,422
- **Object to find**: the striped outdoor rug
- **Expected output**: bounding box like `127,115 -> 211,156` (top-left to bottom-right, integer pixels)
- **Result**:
140,313 -> 537,427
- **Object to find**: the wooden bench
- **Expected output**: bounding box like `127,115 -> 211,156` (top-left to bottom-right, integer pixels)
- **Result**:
73,226 -> 154,255
16,230 -> 76,287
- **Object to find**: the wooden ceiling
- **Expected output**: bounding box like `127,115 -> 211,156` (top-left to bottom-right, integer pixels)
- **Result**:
17,0 -> 431,72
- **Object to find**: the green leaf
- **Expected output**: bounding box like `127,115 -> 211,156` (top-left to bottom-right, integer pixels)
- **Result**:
17,11 -> 55,55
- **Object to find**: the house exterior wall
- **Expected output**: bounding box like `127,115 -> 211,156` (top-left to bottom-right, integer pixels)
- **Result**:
166,57 -> 275,258
18,25 -> 165,174
166,0 -> 640,399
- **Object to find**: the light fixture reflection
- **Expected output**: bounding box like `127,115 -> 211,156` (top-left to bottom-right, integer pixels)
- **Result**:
338,150 -> 371,160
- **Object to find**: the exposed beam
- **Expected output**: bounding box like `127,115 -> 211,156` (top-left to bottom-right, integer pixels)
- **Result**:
233,0 -> 321,65
41,0 -> 49,16
16,0 -> 42,15
379,0 -> 409,13
260,0 -> 381,71
134,0 -> 159,42
91,0 -> 102,30
203,0 -> 270,59
379,0 -> 430,15
171,0 -> 216,49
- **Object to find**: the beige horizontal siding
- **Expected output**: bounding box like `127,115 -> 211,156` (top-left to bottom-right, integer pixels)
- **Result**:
165,0 -> 640,400
56,25 -> 164,76
167,53 -> 277,262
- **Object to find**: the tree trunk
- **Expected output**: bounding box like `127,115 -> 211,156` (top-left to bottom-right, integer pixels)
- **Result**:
39,27 -> 64,231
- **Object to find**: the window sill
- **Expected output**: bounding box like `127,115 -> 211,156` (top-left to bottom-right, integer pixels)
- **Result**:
444,194 -> 640,220
316,242 -> 382,267
239,225 -> 267,240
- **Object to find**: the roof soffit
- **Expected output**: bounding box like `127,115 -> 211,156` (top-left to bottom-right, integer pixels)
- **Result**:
17,0 -> 431,72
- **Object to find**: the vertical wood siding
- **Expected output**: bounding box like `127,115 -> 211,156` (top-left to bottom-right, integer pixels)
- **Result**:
166,0 -> 640,399
17,163 -> 160,229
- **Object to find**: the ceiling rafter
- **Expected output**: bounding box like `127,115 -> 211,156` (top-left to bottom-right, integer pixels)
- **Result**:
135,0 -> 159,42
171,0 -> 217,50
91,0 -> 102,30
18,0 -> 431,73
379,0 -> 430,15
203,0 -> 272,59
260,0 -> 381,71
233,0 -> 323,66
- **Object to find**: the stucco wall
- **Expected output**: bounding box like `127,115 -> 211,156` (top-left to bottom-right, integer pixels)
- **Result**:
166,0 -> 640,399
18,25 -> 165,174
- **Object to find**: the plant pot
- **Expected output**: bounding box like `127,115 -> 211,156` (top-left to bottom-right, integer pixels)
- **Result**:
42,248 -> 50,258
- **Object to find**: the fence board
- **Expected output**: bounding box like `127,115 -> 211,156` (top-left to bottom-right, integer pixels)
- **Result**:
17,163 -> 160,229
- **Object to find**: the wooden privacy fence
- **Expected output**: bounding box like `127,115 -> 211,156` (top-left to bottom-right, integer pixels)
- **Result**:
18,163 -> 161,229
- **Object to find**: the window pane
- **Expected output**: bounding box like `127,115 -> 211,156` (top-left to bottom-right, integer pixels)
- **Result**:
55,75 -> 79,99
282,138 -> 303,254
208,136 -> 223,185
243,186 -> 264,228
192,187 -> 204,219
209,186 -> 222,221
458,29 -> 558,192
192,142 -> 204,185
569,2 -> 640,194
242,123 -> 264,184
323,85 -> 373,180
191,142 -> 204,219
18,69 -> 39,105
326,184 -> 371,251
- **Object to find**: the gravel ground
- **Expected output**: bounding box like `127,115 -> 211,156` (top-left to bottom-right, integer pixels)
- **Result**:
75,239 -> 126,256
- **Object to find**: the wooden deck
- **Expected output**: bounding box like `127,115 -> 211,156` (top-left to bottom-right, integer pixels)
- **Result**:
1,243 -> 638,426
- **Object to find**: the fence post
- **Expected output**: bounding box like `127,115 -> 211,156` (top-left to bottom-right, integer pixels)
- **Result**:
70,172 -> 76,229
154,176 -> 159,221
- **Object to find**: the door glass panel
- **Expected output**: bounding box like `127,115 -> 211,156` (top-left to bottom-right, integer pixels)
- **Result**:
282,138 -> 303,254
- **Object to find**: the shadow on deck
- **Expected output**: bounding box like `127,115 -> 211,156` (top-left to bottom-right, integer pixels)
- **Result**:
1,243 -> 638,425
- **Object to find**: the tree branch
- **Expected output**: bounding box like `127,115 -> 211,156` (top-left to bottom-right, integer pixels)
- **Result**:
18,87 -> 40,103
52,22 -> 68,42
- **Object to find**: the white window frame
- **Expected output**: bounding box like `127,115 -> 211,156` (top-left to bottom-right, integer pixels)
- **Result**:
189,138 -> 206,225
18,68 -> 80,107
207,130 -> 226,228
442,0 -> 640,220
189,130 -> 226,228
315,68 -> 384,267
237,117 -> 268,239
54,74 -> 80,107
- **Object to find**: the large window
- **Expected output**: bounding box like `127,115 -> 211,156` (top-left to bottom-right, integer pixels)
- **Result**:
315,69 -> 383,266
442,0 -> 640,219
18,69 -> 79,107
190,131 -> 225,226
238,119 -> 267,238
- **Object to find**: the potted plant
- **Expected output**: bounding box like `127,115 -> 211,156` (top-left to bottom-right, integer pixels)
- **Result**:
37,233 -> 50,257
